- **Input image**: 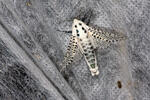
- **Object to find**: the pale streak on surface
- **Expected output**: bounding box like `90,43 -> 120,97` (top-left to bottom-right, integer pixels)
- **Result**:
117,40 -> 135,100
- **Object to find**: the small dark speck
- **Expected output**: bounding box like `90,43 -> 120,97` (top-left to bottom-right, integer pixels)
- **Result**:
88,51 -> 91,53
67,48 -> 70,51
76,30 -> 79,33
84,53 -> 88,56
75,25 -> 77,28
84,49 -> 87,52
73,51 -> 76,53
82,27 -> 85,30
117,81 -> 122,88
79,23 -> 82,25
75,46 -> 78,49
86,56 -> 90,59
90,46 -> 93,49
84,30 -> 87,33
77,33 -> 80,37
68,62 -> 71,64
89,43 -> 92,45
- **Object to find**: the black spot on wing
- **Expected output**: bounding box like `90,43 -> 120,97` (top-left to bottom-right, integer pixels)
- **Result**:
84,53 -> 88,56
84,49 -> 87,52
76,29 -> 80,37
90,46 -> 93,49
82,27 -> 85,30
79,23 -> 82,25
76,29 -> 79,33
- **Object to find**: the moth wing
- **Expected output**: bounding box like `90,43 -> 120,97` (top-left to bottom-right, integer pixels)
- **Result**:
61,36 -> 82,72
88,26 -> 127,49
89,34 -> 110,49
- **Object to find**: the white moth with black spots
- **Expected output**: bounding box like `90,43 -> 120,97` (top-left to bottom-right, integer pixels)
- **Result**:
61,19 -> 127,76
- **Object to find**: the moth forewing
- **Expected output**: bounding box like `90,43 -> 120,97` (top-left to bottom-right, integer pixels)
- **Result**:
61,35 -> 79,71
88,31 -> 98,49
88,26 -> 127,49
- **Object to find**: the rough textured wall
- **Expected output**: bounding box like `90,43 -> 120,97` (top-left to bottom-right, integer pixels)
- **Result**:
0,0 -> 150,100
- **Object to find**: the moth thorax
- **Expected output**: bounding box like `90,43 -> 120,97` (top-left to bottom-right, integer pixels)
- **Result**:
80,33 -> 88,38
72,19 -> 89,39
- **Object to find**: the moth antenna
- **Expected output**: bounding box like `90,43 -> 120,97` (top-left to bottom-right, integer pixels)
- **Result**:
56,29 -> 72,33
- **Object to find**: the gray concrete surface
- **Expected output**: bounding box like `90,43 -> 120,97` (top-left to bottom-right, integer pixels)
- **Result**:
0,0 -> 150,100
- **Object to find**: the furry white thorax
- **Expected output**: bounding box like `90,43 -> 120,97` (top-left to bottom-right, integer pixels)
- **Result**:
72,19 -> 89,39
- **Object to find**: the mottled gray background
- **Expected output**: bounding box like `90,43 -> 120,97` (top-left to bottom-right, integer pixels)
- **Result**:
0,0 -> 150,100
